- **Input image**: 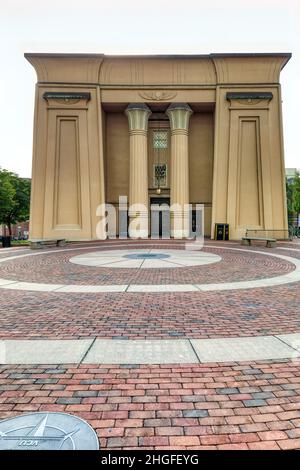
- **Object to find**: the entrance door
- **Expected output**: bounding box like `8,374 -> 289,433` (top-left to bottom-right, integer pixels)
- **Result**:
150,197 -> 170,237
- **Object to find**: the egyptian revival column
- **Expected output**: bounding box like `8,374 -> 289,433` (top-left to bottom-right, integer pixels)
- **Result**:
125,104 -> 151,238
166,103 -> 193,238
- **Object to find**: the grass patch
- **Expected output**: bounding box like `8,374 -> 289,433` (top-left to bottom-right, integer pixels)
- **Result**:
11,240 -> 30,246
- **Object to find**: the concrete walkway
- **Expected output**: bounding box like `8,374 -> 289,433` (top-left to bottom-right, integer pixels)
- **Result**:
0,333 -> 299,364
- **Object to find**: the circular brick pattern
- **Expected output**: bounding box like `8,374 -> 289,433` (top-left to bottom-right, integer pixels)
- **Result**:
69,248 -> 221,269
0,241 -> 299,340
0,243 -> 295,286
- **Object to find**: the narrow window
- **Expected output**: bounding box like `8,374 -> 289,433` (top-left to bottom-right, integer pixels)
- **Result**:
153,163 -> 167,187
153,131 -> 168,149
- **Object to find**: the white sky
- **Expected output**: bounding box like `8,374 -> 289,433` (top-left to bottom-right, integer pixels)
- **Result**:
0,0 -> 299,177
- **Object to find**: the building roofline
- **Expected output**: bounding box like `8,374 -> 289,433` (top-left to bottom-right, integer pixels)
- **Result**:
24,53 -> 105,59
24,52 -> 292,81
24,52 -> 292,60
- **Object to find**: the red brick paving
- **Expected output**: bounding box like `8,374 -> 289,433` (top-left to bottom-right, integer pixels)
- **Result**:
1,240 -> 300,449
0,240 -> 299,340
0,284 -> 300,339
0,243 -> 295,285
0,360 -> 300,450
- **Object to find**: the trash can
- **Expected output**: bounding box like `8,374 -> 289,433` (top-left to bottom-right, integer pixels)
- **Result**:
1,236 -> 11,248
214,223 -> 229,241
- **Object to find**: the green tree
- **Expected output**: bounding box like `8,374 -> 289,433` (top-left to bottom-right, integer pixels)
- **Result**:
292,171 -> 300,216
286,179 -> 294,216
0,169 -> 31,236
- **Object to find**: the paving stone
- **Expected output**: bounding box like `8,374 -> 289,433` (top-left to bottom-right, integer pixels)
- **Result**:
56,397 -> 82,405
0,340 -> 94,364
0,385 -> 20,391
182,395 -> 206,403
243,399 -> 267,407
2,334 -> 298,365
243,369 -> 263,375
83,339 -> 198,364
252,392 -> 275,399
276,333 -> 300,351
119,364 -> 139,369
34,378 -> 58,384
73,391 -> 98,397
191,336 -> 298,362
182,409 -> 209,418
8,374 -> 31,379
79,379 -> 103,385
216,388 -> 239,394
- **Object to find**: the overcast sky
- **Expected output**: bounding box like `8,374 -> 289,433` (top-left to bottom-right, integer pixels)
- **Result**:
0,0 -> 299,177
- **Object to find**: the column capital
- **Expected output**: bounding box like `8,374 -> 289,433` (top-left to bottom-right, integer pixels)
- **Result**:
166,103 -> 193,134
125,103 -> 151,135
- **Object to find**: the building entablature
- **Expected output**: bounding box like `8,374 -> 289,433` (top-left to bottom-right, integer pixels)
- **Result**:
25,53 -> 291,88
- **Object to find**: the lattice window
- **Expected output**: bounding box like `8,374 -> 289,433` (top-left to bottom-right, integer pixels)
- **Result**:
153,131 -> 168,149
153,164 -> 167,187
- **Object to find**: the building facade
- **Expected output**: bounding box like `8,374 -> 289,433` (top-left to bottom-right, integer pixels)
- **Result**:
0,221 -> 29,239
286,168 -> 299,183
25,53 -> 290,240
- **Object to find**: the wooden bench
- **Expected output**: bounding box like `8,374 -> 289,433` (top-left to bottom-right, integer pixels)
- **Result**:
30,239 -> 67,250
242,237 -> 277,248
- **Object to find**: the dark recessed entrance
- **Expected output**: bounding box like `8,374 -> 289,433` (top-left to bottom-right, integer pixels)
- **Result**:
150,197 -> 170,237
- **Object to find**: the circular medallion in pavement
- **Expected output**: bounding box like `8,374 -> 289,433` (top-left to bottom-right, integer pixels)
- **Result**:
0,412 -> 99,450
69,249 -> 222,269
124,252 -> 170,259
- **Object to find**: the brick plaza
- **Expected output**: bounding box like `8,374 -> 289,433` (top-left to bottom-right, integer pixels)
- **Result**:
0,239 -> 300,449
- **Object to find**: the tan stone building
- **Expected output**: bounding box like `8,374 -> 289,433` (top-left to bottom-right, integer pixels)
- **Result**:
25,52 -> 290,240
